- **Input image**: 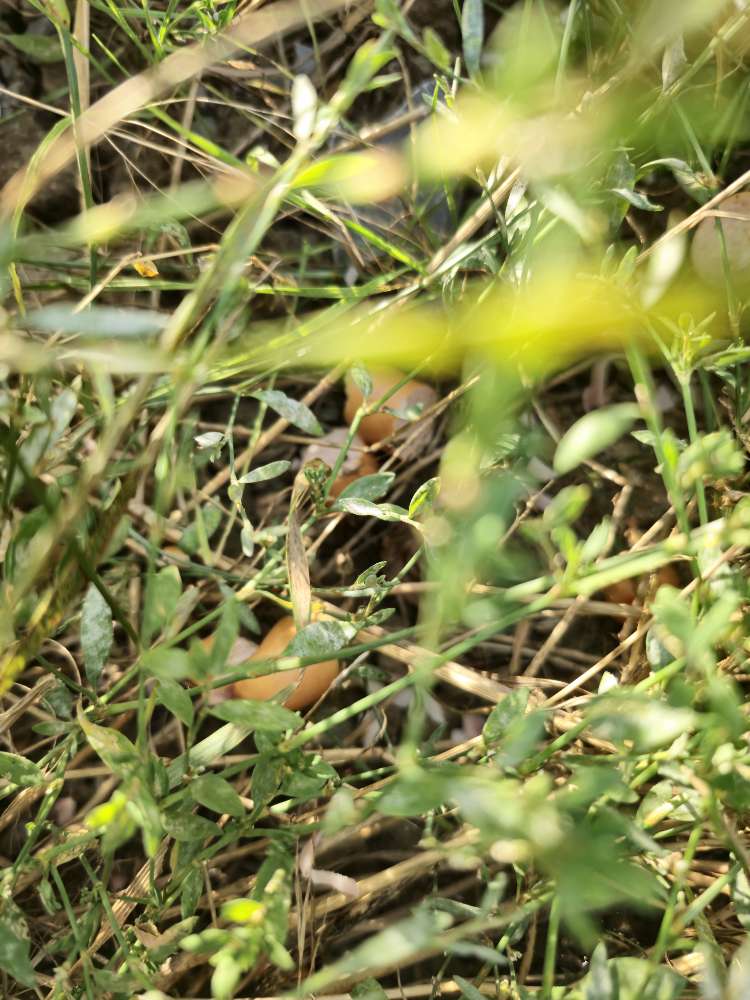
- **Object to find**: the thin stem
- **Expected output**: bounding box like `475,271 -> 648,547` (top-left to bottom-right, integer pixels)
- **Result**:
541,893 -> 561,998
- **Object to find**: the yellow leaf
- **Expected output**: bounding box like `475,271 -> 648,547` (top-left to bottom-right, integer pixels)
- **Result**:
133,258 -> 159,278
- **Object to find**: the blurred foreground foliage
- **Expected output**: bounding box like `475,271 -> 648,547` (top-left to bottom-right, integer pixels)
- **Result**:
2,1 -> 750,998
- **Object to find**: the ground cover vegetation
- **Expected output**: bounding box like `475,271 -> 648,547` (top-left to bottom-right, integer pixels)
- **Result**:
3,0 -> 750,997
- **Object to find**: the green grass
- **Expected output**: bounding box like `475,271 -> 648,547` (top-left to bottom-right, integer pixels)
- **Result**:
2,1 -> 750,998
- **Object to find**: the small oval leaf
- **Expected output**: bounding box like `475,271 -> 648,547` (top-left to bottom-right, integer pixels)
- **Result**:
251,389 -> 323,435
554,404 -> 640,475
337,472 -> 394,502
238,460 -> 291,484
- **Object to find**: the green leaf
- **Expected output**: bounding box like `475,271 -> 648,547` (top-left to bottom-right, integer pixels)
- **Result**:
237,460 -> 291,484
81,584 -> 113,690
222,898 -> 265,923
168,723 -> 256,790
343,217 -> 425,270
337,472 -> 395,502
213,954 -> 242,1000
207,600 -> 240,675
580,517 -> 612,563
585,942 -> 615,1000
543,484 -> 590,528
158,678 -> 194,728
142,565 -> 182,645
40,0 -> 70,27
408,476 -> 440,519
251,754 -> 285,808
553,404 -> 640,474
302,908 -> 452,995
339,41 -> 398,100
210,699 -> 302,733
0,751 -> 44,787
190,774 -> 245,817
352,978 -> 389,1000
455,975 -> 489,1000
141,647 -> 193,682
281,752 -> 337,799
449,942 -> 507,965
77,710 -> 139,775
164,811 -> 221,842
731,870 -> 750,932
612,187 -> 663,212
349,362 -> 373,400
495,712 -> 546,771
590,696 -> 695,753
284,619 -> 356,658
251,389 -> 323,435
181,865 -> 203,920
578,956 -> 685,1000
461,0 -> 484,78
179,504 -> 223,554
378,770 -> 446,816
677,430 -> 744,488
728,938 -> 750,1000
22,305 -> 166,338
423,27 -> 451,71
333,497 -> 407,521
483,688 -> 530,746
2,32 -> 63,62
323,787 -> 358,834
0,909 -> 36,987
127,780 -> 164,857
642,157 -> 715,203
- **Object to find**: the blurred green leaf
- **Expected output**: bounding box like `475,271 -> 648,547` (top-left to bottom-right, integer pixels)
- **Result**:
554,404 -> 640,474
461,0 -> 484,79
0,907 -> 36,987
2,32 -> 62,62
612,187 -> 663,212
483,689 -> 530,747
178,504 -> 223,554
22,305 -> 166,338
